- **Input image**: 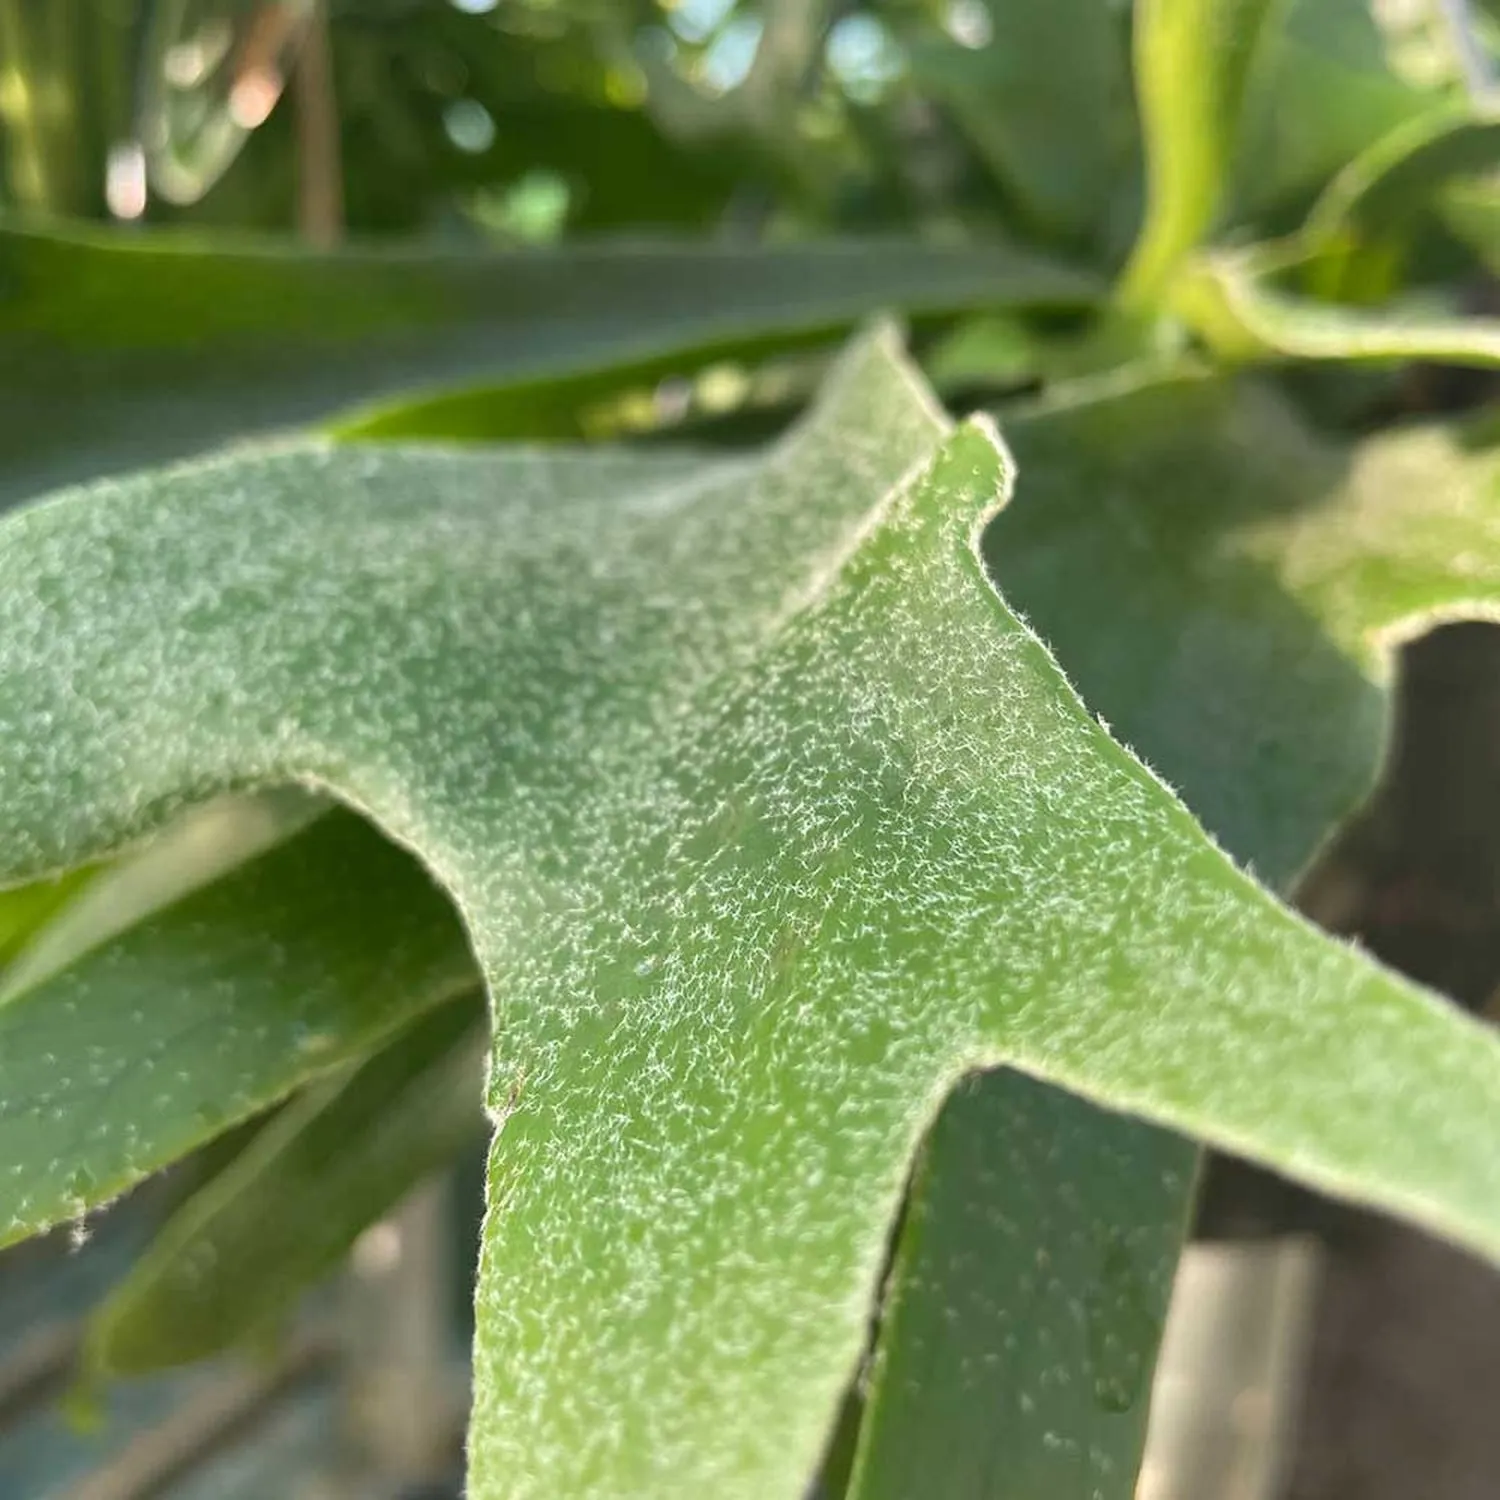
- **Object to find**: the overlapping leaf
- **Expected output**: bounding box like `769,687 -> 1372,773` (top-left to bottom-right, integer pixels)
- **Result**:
1228,0 -> 1436,226
843,1074 -> 1193,1500
989,365 -> 1500,886
849,356 -> 1500,1499
1300,106 -> 1500,253
1,329 -> 1499,1500
1445,173 -> 1500,270
1176,246 -> 1500,369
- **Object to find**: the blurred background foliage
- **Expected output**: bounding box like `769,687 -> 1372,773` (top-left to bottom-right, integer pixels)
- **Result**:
9,0 -> 1500,465
1,0 -> 1494,263
0,0 -> 1026,237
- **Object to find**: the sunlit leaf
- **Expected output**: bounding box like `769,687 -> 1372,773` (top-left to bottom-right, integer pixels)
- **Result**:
335,339 -> 829,445
922,314 -> 1042,392
778,330 -> 1500,1500
1,328 -> 1499,1500
0,869 -> 94,975
858,361 -> 1500,1496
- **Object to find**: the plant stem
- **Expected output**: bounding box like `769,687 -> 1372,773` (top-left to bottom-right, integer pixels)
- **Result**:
294,0 -> 343,247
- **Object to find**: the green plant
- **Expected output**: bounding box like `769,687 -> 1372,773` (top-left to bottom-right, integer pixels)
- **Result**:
5,0 -> 1500,1495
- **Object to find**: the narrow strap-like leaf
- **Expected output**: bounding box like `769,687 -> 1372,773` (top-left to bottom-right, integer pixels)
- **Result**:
844,1072 -> 1194,1500
0,810 -> 477,1247
0,227 -> 1096,503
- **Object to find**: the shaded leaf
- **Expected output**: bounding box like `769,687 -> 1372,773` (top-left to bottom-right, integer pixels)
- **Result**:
317,5 -> 749,233
845,1073 -> 1193,1500
0,224 -> 1096,501
335,338 -> 832,445
1443,171 -> 1500,271
90,992 -> 487,1374
987,366 -> 1500,887
0,809 -> 477,1247
1,329 -> 1498,1500
1300,105 -> 1500,251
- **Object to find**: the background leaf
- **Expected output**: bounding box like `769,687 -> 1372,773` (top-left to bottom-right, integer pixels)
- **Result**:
1443,170 -> 1500,271
844,1072 -> 1193,1500
987,366 -> 1500,886
1229,0 -> 1437,228
0,225 -> 1095,502
1300,106 -> 1500,253
903,0 -> 1137,255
